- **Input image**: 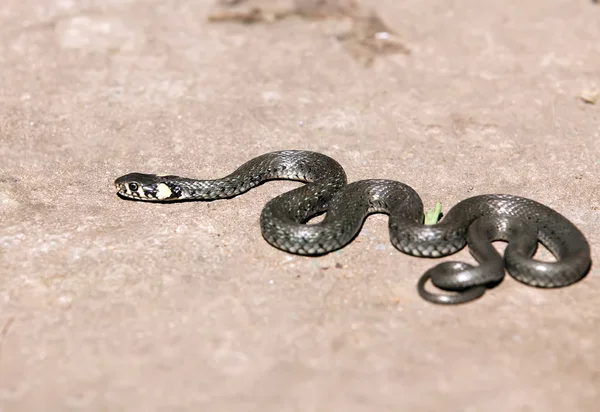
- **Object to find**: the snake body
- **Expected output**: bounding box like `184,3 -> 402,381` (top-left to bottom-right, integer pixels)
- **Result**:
115,150 -> 592,304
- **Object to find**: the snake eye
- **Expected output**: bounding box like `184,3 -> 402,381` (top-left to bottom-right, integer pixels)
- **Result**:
128,183 -> 139,191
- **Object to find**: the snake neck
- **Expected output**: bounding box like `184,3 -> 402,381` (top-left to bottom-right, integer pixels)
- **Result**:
168,175 -> 256,200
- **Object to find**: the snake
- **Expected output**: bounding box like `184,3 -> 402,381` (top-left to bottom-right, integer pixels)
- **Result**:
114,150 -> 592,304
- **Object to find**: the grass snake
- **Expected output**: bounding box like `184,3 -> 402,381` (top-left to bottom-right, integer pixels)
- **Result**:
114,150 -> 591,304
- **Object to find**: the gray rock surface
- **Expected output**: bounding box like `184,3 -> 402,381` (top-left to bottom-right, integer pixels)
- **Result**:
1,0 -> 599,410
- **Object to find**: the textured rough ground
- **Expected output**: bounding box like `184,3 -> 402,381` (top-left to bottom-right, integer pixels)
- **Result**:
1,0 -> 599,411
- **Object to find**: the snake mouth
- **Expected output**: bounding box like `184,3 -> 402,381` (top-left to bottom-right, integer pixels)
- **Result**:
115,185 -> 144,200
116,189 -> 154,201
115,184 -> 160,201
114,178 -> 152,201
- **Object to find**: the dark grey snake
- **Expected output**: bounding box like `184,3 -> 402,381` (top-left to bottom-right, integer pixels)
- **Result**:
114,150 -> 591,304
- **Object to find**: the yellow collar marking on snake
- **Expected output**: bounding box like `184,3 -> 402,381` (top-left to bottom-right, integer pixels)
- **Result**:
156,183 -> 172,200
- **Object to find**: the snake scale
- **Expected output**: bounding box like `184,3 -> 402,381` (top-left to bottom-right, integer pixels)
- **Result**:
115,150 -> 592,304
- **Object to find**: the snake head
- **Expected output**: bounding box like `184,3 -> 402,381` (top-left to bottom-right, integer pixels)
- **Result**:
114,173 -> 182,201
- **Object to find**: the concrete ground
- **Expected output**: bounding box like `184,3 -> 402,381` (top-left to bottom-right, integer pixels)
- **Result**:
1,0 -> 599,410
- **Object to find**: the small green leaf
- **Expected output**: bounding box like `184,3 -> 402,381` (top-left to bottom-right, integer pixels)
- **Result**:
424,202 -> 443,225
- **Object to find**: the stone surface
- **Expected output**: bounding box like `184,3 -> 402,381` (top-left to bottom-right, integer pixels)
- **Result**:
1,0 -> 599,410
